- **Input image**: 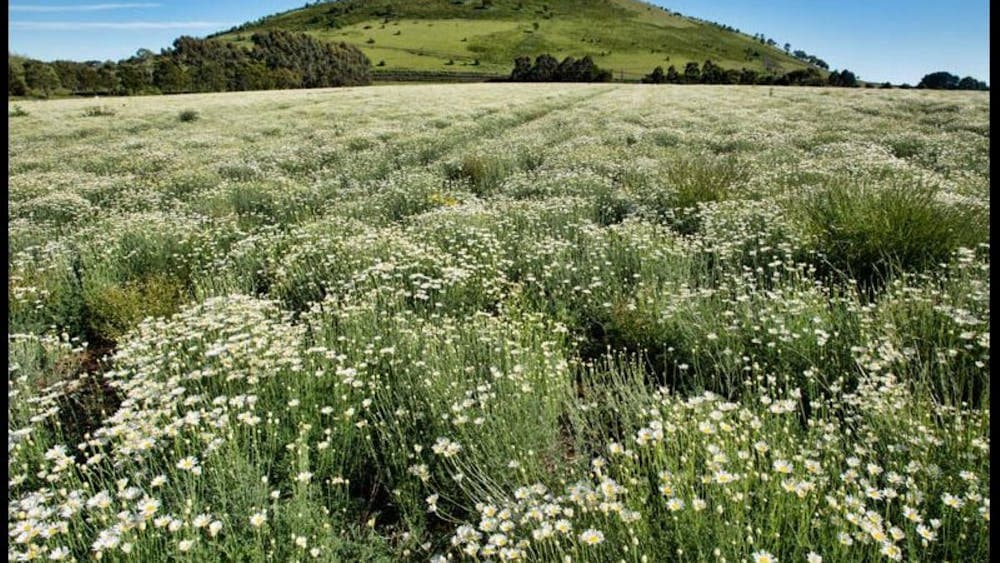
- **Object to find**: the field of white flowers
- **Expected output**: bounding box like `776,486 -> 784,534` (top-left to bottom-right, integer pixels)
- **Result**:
8,84 -> 989,562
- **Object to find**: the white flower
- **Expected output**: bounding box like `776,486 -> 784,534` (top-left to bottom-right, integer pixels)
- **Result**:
579,529 -> 604,546
137,497 -> 160,518
176,456 -> 200,472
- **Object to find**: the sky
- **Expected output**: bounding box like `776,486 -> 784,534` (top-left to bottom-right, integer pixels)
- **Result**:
7,0 -> 990,85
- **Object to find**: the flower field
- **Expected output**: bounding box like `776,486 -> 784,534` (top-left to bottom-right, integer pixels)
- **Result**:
8,84 -> 990,561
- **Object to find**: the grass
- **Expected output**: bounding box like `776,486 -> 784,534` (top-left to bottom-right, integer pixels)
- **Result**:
800,177 -> 989,289
7,84 -> 990,562
214,0 -> 815,79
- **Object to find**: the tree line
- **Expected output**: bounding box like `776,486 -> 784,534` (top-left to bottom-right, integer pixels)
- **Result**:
637,60 -> 852,86
505,55 -> 989,91
510,54 -> 613,82
8,30 -> 371,98
916,71 -> 988,91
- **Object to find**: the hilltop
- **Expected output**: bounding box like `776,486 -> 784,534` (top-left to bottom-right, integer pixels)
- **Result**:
212,0 -> 819,79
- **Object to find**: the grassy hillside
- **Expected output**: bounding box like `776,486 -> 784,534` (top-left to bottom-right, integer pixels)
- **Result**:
213,0 -> 815,79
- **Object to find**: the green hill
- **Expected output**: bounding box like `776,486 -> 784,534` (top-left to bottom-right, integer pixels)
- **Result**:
212,0 -> 818,80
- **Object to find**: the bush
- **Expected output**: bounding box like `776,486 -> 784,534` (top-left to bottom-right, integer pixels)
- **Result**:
178,109 -> 200,122
443,154 -> 509,197
800,179 -> 989,289
82,105 -> 116,117
84,275 -> 186,343
635,157 -> 749,234
9,104 -> 29,117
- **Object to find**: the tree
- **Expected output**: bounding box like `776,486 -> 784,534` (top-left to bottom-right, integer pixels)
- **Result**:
154,58 -> 188,93
683,61 -> 700,83
783,42 -> 791,53
96,64 -> 118,94
556,56 -> 577,82
511,56 -> 532,81
642,66 -> 666,84
700,59 -> 724,84
828,69 -> 857,87
118,63 -> 151,94
917,71 -> 960,89
665,65 -> 680,83
250,30 -> 371,88
24,61 -> 61,97
531,54 -> 559,81
8,57 -> 28,96
51,61 -> 80,92
508,53 -> 610,82
78,65 -> 99,94
957,76 -> 988,90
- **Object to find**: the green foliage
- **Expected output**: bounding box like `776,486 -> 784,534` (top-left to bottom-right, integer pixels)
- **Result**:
83,274 -> 186,342
635,157 -> 750,234
250,30 -> 372,87
443,154 -> 509,196
827,69 -> 858,87
510,53 -> 611,82
82,105 -> 116,117
800,179 -> 989,288
918,71 -> 960,89
178,109 -> 200,122
23,60 -> 61,98
8,56 -> 29,96
9,104 -> 29,117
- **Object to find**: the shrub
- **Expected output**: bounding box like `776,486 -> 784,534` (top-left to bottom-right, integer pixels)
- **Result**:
443,154 -> 508,197
84,274 -> 186,343
82,105 -> 116,117
178,109 -> 200,122
9,104 -> 29,117
635,157 -> 749,234
800,179 -> 988,289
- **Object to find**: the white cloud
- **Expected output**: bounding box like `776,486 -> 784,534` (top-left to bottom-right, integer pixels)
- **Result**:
10,20 -> 226,30
10,3 -> 161,12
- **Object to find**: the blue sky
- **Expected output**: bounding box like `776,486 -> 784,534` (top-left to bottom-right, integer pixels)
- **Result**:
8,0 -> 990,85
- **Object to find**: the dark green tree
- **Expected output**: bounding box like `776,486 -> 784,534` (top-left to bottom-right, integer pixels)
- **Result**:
511,56 -> 532,80
96,64 -> 118,94
642,66 -> 666,84
828,69 -> 858,87
78,65 -> 99,94
739,68 -> 758,84
117,63 -> 151,95
8,56 -> 28,96
683,61 -> 700,83
957,76 -> 988,90
917,71 -> 960,89
154,58 -> 188,93
24,61 -> 61,97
